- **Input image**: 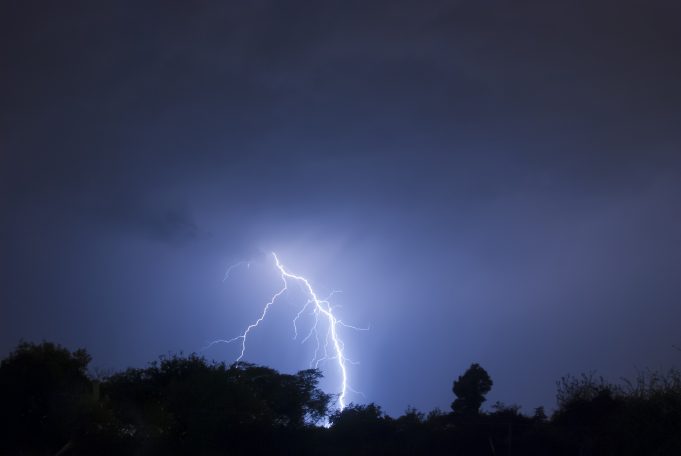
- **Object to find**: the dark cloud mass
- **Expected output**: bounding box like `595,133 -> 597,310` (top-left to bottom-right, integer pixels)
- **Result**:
1,0 -> 681,415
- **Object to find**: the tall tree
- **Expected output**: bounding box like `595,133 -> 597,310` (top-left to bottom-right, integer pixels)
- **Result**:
451,363 -> 493,416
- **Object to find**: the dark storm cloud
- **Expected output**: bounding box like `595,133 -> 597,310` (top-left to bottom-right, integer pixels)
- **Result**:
85,201 -> 201,245
2,0 -> 681,415
3,0 -> 679,204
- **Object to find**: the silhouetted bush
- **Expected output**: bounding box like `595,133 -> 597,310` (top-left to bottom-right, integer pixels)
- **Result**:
552,370 -> 681,455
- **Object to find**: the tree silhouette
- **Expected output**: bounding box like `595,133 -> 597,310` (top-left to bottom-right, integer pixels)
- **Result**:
2,340 -> 680,455
0,341 -> 94,454
102,355 -> 331,453
451,363 -> 493,416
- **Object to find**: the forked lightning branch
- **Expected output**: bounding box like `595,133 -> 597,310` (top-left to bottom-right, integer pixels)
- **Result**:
205,252 -> 368,410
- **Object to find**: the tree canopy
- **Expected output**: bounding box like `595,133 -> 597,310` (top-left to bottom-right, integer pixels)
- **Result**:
451,363 -> 493,416
1,341 -> 680,455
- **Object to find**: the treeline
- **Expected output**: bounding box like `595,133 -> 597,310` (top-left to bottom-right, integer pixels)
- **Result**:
1,342 -> 680,455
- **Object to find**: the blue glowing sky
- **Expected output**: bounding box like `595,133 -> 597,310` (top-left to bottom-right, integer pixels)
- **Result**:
2,1 -> 681,415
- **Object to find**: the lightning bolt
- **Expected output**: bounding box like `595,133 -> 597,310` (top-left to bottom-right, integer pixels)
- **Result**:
206,252 -> 367,411
222,261 -> 251,281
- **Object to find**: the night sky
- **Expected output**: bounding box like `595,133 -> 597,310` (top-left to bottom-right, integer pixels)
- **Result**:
2,1 -> 681,416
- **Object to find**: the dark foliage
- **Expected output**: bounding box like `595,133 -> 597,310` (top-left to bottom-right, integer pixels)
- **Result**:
0,341 -> 95,454
451,363 -> 493,416
98,355 -> 331,454
1,341 -> 680,455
